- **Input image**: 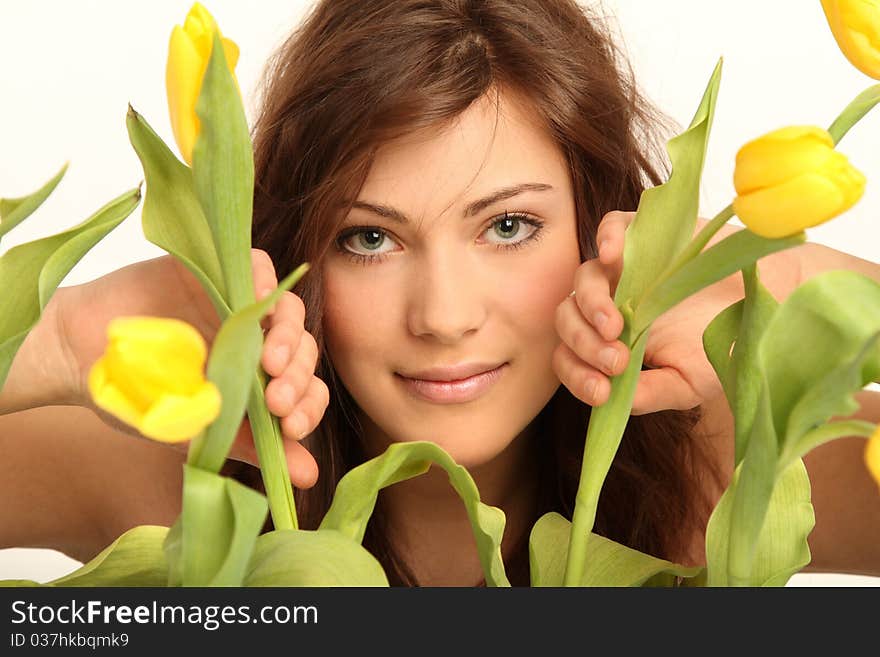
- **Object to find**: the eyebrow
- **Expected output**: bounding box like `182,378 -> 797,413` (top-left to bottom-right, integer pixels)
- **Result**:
348,182 -> 554,224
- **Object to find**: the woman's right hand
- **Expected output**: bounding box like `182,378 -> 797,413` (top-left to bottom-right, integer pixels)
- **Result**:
55,249 -> 327,489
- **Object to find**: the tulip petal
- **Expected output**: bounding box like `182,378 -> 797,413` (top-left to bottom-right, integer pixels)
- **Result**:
88,359 -> 148,428
866,426 -> 880,488
733,127 -> 835,195
107,317 -> 207,364
822,0 -> 880,79
167,25 -> 205,165
139,382 -> 222,443
733,167 -> 862,239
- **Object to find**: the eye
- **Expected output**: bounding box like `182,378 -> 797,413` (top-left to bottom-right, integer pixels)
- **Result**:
335,227 -> 400,264
481,211 -> 545,249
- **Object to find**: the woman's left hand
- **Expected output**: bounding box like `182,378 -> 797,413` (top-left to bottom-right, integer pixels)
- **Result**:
552,211 -> 802,415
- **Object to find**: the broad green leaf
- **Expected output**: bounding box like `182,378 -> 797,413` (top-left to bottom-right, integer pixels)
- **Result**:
245,529 -> 388,587
828,83 -> 880,145
730,266 -> 780,465
0,187 -> 139,391
759,272 -> 880,443
126,106 -> 229,319
702,298 -> 742,406
0,579 -> 41,587
726,378 -> 779,584
706,459 -> 814,587
614,58 -> 722,310
781,332 -> 880,468
189,264 -> 309,473
0,163 -> 67,240
631,230 -> 802,336
175,465 -> 268,587
51,525 -> 169,587
192,32 -> 255,312
530,512 -> 700,587
319,440 -> 510,587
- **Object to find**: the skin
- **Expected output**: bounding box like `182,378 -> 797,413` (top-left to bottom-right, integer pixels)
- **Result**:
318,89 -> 583,582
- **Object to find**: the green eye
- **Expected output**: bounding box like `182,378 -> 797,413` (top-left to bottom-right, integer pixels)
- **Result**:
357,229 -> 385,250
493,216 -> 521,239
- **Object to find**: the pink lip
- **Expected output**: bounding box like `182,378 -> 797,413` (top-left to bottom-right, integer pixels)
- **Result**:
396,363 -> 508,404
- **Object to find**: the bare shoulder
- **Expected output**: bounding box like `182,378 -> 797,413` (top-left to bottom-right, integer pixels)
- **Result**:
0,404 -> 185,563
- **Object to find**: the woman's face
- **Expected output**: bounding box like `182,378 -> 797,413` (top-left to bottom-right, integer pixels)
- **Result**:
322,90 -> 582,468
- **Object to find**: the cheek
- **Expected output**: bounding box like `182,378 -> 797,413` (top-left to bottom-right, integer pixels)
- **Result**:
321,267 -> 397,372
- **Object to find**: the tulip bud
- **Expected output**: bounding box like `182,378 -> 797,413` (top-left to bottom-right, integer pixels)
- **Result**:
166,3 -> 240,165
732,126 -> 865,238
821,0 -> 880,80
88,316 -> 221,442
866,424 -> 880,490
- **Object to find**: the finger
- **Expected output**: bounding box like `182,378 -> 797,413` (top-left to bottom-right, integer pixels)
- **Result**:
280,375 -> 330,442
261,292 -> 307,377
229,419 -> 319,489
265,330 -> 319,417
570,259 -> 624,342
630,368 -> 702,415
595,211 -> 633,276
555,296 -> 629,377
285,440 -> 319,489
551,341 -> 611,406
252,248 -> 278,303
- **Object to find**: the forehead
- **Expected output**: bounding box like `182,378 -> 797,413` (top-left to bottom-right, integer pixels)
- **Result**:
356,89 -> 570,216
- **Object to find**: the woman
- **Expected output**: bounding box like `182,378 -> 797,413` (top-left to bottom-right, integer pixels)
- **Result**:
2,0 -> 879,586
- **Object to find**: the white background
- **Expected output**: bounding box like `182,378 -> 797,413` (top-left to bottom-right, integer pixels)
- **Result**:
0,0 -> 878,585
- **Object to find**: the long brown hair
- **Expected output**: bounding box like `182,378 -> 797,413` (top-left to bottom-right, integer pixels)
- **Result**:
240,0 -> 725,586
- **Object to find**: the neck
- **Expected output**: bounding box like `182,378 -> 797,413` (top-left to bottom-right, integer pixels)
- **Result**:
359,414 -> 540,586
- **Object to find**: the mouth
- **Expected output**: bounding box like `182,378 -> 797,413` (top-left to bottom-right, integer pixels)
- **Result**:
394,363 -> 508,405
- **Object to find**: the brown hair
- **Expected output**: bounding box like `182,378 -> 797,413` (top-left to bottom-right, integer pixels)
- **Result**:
241,0 -> 725,586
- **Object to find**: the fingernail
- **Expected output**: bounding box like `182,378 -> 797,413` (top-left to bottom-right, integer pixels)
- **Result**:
586,378 -> 599,402
598,240 -> 609,258
599,347 -> 619,373
258,287 -> 273,300
594,311 -> 608,330
290,411 -> 308,440
278,381 -> 294,403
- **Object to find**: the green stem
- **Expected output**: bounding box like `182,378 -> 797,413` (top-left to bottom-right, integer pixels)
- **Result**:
628,204 -> 734,342
563,309 -> 647,586
247,368 -> 298,531
828,83 -> 880,146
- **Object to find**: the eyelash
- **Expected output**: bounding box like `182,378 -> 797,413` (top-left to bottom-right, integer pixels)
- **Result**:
334,211 -> 546,266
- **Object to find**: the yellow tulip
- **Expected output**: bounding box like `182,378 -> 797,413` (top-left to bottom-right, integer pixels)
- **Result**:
866,424 -> 880,490
166,2 -> 240,165
821,0 -> 880,79
732,126 -> 866,239
88,316 -> 221,443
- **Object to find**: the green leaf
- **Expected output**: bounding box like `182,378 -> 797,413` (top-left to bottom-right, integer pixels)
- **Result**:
759,271 -> 880,444
174,465 -> 268,587
245,529 -> 389,587
614,58 -> 722,310
192,31 -> 255,312
706,459 -> 814,587
828,83 -> 880,145
563,307 -> 649,585
631,230 -> 803,336
0,163 -> 67,241
126,106 -> 229,319
0,187 -> 139,392
50,525 -> 169,587
702,298 -> 743,406
530,512 -> 700,587
726,377 -> 780,584
319,440 -> 511,587
188,264 -> 309,473
728,266 -> 780,465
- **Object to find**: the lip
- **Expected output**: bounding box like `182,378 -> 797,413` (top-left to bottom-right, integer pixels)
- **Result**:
395,363 -> 508,404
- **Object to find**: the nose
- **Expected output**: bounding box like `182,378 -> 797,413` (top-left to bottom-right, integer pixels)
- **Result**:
406,248 -> 487,344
